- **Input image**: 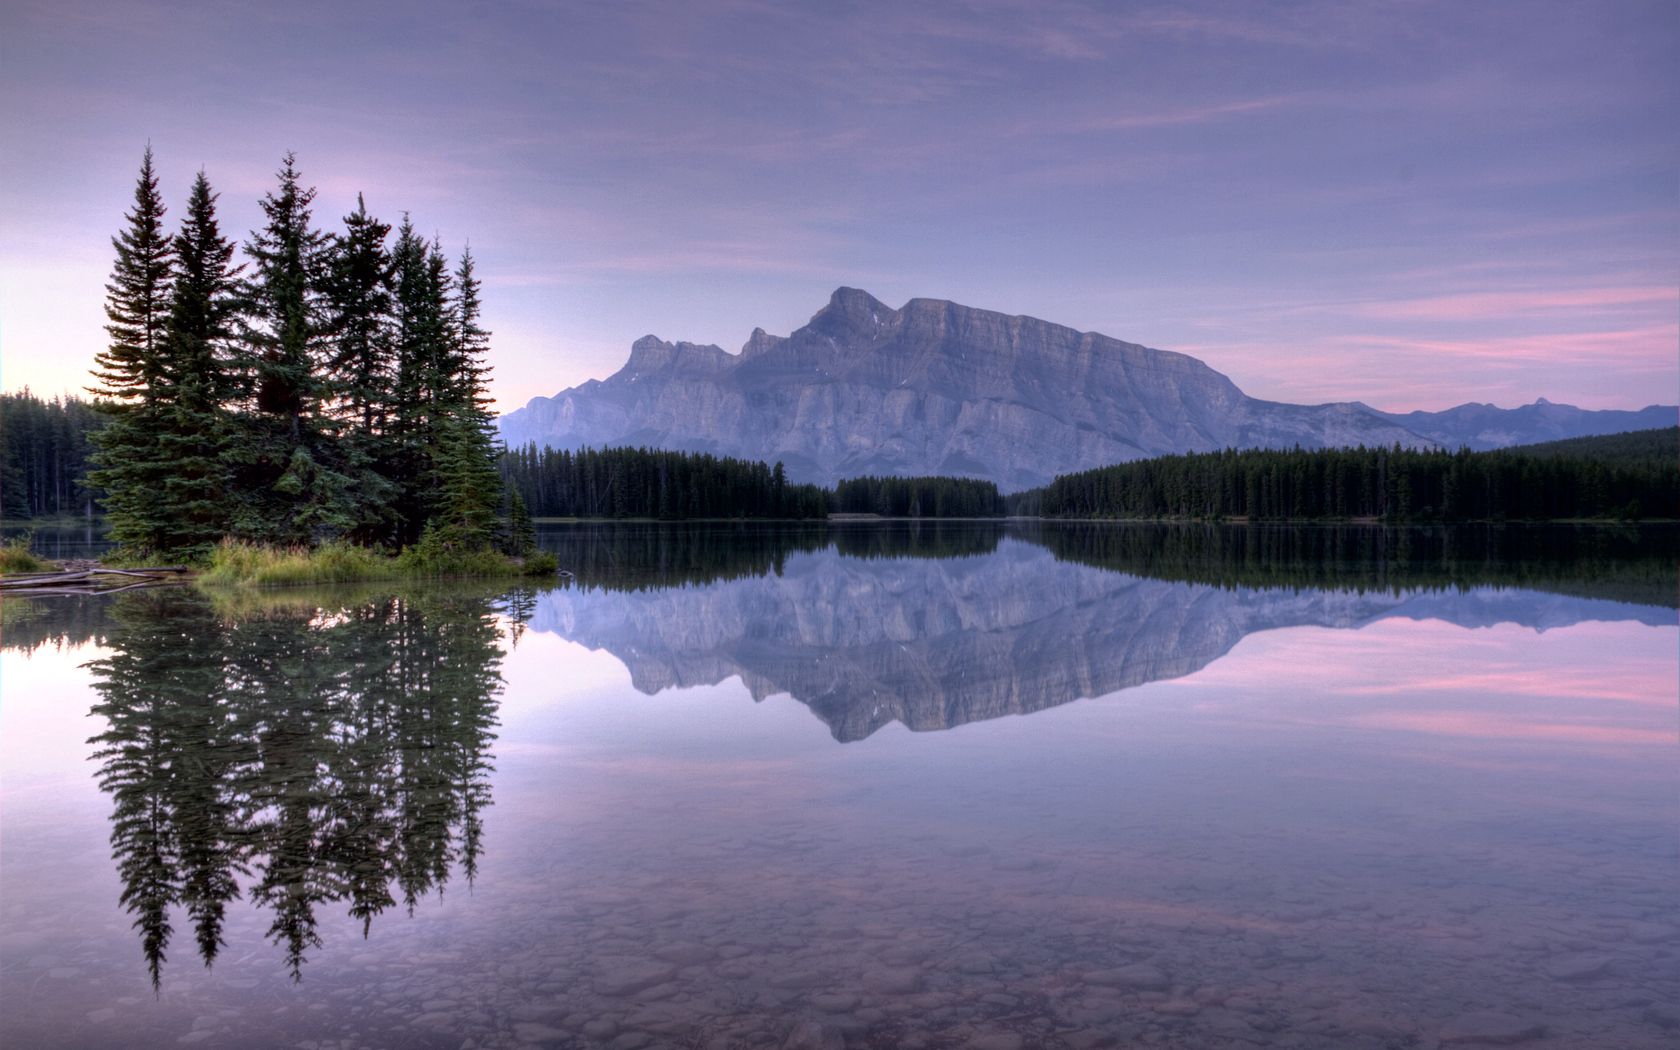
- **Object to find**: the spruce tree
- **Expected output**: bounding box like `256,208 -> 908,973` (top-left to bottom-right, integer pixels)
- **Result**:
230,154 -> 352,542
387,217 -> 436,545
501,485 -> 535,556
325,194 -> 394,435
151,170 -> 241,557
88,147 -> 176,554
443,247 -> 502,542
322,194 -> 399,543
240,154 -> 328,434
92,146 -> 174,402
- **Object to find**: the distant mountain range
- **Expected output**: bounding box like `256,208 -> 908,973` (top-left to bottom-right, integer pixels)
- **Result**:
499,288 -> 1676,490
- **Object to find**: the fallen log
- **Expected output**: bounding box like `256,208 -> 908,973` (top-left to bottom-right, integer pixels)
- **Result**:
4,578 -> 178,597
0,566 -> 192,591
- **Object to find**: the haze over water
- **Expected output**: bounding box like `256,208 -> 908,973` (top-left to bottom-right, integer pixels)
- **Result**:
2,523 -> 1676,1049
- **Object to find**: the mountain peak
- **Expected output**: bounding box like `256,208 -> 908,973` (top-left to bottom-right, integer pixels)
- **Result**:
625,335 -> 729,375
809,287 -> 897,340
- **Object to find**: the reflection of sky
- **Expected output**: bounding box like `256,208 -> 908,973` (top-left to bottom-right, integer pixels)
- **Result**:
3,2 -> 1676,412
1174,620 -> 1678,749
2,593 -> 1675,1045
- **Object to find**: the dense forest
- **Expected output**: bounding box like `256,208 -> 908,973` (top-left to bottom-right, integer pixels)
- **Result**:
499,444 -> 831,520
832,474 -> 1005,517
1509,426 -> 1677,467
498,445 -> 1006,520
72,147 -> 505,559
0,391 -> 104,519
1011,441 -> 1679,522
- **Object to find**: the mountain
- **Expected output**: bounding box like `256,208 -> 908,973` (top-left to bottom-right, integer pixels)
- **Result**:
527,538 -> 1665,743
1365,400 -> 1675,451
500,288 -> 1676,490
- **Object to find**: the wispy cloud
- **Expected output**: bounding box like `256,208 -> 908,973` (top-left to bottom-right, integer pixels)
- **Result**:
1344,286 -> 1675,322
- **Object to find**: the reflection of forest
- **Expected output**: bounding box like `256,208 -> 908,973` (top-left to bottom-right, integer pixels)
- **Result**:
1018,521 -> 1680,608
81,588 -> 515,986
2,523 -> 1671,657
540,521 -> 1677,608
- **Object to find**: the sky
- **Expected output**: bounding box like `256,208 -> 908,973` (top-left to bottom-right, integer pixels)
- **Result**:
1,0 -> 1675,415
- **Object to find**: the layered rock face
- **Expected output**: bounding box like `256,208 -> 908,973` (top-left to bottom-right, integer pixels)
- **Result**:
500,288 -> 1675,489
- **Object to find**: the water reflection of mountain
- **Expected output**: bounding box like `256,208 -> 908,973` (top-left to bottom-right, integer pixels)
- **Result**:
82,588 -> 511,986
531,532 -> 1672,742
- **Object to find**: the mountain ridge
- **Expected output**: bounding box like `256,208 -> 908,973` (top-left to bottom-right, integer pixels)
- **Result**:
501,288 -> 1676,489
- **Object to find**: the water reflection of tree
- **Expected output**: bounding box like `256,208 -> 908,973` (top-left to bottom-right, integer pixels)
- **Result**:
85,588 -> 509,986
1017,521 -> 1680,607
527,520 -> 1677,607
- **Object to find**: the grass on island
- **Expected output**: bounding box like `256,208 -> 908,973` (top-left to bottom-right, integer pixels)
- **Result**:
194,538 -> 559,588
0,539 -> 51,575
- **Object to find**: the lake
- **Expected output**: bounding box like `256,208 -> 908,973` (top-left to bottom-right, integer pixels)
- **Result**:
1,522 -> 1675,1049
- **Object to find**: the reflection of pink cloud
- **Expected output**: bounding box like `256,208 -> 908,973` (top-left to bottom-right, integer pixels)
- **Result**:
1176,620 -> 1678,750
1346,667 -> 1675,706
1347,710 -> 1672,747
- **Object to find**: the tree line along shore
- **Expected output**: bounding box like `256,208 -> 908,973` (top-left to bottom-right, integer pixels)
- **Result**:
6,404 -> 1673,557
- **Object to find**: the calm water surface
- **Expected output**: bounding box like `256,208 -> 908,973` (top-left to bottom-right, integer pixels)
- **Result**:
1,523 -> 1675,1049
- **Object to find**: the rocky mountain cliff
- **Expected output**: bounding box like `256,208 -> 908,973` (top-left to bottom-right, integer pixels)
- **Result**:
500,288 -> 1675,489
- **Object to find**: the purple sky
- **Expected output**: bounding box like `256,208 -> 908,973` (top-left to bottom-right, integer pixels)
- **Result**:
2,0 -> 1675,414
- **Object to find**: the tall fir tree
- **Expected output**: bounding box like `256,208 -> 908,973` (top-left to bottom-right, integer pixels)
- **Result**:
387,216 -> 436,545
88,146 -> 176,554
322,194 -> 400,542
230,154 -> 354,542
92,146 -> 174,402
149,170 -> 242,557
438,246 -> 502,546
325,194 -> 395,435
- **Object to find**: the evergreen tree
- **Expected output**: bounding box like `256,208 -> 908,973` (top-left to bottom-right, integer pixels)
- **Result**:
450,247 -> 495,428
324,194 -> 394,434
229,154 -> 349,542
501,485 -> 535,556
428,415 -> 501,550
151,170 -> 242,557
438,247 -> 502,542
87,147 -> 176,553
321,194 -> 400,542
91,146 -> 174,402
387,217 -> 437,544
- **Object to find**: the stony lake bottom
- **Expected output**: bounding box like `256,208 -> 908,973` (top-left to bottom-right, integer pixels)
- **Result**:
1,522 -> 1675,1050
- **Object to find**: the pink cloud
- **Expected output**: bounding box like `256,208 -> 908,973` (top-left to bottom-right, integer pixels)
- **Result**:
1341,286 -> 1676,322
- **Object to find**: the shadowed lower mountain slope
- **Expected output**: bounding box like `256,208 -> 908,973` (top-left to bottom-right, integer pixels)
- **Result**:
500,288 -> 1675,489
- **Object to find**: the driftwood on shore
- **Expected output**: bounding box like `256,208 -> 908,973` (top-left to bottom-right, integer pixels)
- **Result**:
0,565 -> 191,596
